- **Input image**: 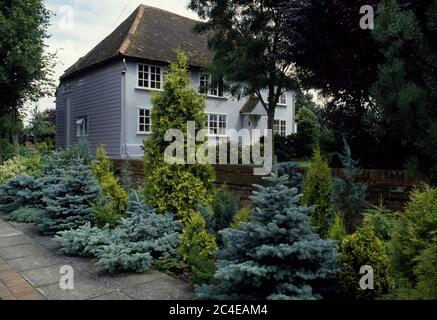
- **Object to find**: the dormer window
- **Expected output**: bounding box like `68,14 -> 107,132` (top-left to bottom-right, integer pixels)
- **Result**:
138,64 -> 163,90
200,73 -> 224,98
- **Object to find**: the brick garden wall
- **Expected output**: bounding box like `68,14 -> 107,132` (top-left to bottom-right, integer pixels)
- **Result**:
113,160 -> 424,211
215,166 -> 423,211
113,159 -> 145,186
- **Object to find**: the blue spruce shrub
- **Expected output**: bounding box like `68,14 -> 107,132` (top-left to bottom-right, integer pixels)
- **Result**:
195,174 -> 340,300
331,138 -> 368,232
212,185 -> 239,232
199,185 -> 239,239
7,207 -> 44,223
95,194 -> 182,273
55,222 -> 111,257
37,159 -> 100,235
55,194 -> 182,273
278,162 -> 305,190
0,174 -> 44,205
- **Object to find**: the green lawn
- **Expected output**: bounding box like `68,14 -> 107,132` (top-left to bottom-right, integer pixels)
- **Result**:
295,160 -> 311,169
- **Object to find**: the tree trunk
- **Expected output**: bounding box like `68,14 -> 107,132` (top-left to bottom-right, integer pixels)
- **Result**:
267,106 -> 276,157
0,130 -> 3,164
12,132 -> 18,155
11,108 -> 19,155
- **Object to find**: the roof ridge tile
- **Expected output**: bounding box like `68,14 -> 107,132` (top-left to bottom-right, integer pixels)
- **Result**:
119,5 -> 145,55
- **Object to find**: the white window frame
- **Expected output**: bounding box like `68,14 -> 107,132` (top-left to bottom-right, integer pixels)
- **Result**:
63,83 -> 72,94
76,116 -> 88,138
137,107 -> 152,135
199,73 -> 224,98
278,93 -> 287,106
207,113 -> 228,137
137,63 -> 163,91
274,119 -> 287,137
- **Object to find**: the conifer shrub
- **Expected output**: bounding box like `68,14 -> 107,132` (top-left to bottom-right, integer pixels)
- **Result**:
212,185 -> 239,231
56,194 -> 182,273
154,256 -> 189,278
60,139 -> 92,165
118,160 -> 134,191
278,162 -> 304,190
179,212 -> 218,283
363,202 -> 397,243
390,186 -> 437,298
95,196 -> 181,273
140,51 -> 218,279
146,164 -> 213,221
195,174 -> 340,300
0,154 -> 43,184
302,149 -> 334,237
328,213 -> 347,242
96,241 -> 155,273
55,222 -> 111,257
0,175 -> 39,207
91,200 -> 121,228
6,207 -> 43,223
142,51 -> 215,221
339,226 -> 394,300
37,159 -> 100,235
413,243 -> 437,300
331,138 -> 368,232
229,207 -> 252,229
199,186 -> 240,238
91,145 -> 128,226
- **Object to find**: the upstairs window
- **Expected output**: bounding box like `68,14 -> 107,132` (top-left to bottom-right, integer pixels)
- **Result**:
76,116 -> 88,137
274,120 -> 287,137
200,73 -> 224,98
137,108 -> 151,134
138,64 -> 163,90
63,83 -> 72,94
207,114 -> 227,136
279,93 -> 287,105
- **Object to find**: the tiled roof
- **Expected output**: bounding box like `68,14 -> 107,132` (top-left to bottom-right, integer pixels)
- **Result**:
61,5 -> 213,80
240,96 -> 261,114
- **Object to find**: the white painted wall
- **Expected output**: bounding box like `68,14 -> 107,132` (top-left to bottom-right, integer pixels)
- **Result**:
123,60 -> 296,158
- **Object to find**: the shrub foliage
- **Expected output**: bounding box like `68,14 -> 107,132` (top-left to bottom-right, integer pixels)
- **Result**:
302,149 -> 334,237
339,226 -> 394,300
196,175 -> 340,300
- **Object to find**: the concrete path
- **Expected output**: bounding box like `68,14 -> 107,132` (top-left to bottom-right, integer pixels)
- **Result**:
0,214 -> 193,300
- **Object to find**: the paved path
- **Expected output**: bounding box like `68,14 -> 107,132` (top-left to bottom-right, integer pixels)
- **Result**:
0,214 -> 193,300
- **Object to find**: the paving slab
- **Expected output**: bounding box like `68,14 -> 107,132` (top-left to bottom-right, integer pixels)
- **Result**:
38,274 -> 113,300
0,215 -> 193,300
8,221 -> 34,229
0,257 -> 46,300
67,256 -> 105,276
21,264 -> 77,287
121,277 -> 193,300
31,235 -> 62,251
0,243 -> 52,260
0,226 -> 18,237
101,270 -> 170,289
89,290 -> 132,300
0,234 -> 32,248
7,255 -> 63,272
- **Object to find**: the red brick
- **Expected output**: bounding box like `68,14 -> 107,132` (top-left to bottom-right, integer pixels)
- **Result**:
0,271 -> 22,282
17,292 -> 45,300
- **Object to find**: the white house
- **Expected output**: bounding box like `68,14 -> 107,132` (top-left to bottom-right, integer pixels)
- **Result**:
56,5 -> 296,159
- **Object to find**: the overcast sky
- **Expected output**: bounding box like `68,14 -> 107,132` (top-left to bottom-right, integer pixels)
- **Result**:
35,0 -> 198,113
